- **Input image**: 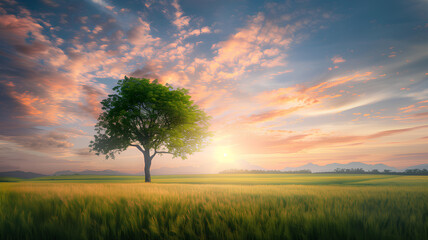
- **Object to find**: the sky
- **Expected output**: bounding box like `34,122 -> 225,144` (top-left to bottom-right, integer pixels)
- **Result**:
0,0 -> 427,174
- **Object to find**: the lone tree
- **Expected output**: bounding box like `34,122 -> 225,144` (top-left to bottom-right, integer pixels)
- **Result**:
90,76 -> 210,182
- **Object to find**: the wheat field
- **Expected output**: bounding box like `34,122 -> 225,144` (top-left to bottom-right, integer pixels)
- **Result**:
1,174 -> 427,239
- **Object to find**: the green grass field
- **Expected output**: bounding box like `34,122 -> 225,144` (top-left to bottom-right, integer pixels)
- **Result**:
1,174 -> 427,239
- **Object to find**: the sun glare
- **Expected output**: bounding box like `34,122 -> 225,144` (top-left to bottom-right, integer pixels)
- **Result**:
215,145 -> 235,164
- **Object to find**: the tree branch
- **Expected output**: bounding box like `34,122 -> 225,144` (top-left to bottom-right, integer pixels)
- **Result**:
156,151 -> 173,154
151,150 -> 173,158
130,144 -> 145,154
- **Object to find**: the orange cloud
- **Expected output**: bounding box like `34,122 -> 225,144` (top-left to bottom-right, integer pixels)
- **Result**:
331,55 -> 346,64
305,72 -> 372,93
241,107 -> 303,124
395,112 -> 428,122
398,100 -> 428,114
256,72 -> 374,116
231,125 -> 428,155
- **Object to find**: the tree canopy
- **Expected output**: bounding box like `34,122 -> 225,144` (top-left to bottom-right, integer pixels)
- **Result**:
90,76 -> 211,182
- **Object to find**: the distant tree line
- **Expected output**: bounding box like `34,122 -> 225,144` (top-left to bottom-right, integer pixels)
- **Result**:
219,168 -> 428,175
402,169 -> 428,175
334,168 -> 428,175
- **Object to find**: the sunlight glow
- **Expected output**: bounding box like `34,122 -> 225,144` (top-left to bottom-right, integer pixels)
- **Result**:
215,145 -> 235,165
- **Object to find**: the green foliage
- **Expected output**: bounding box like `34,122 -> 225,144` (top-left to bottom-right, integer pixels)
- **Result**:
89,76 -> 211,159
1,176 -> 428,240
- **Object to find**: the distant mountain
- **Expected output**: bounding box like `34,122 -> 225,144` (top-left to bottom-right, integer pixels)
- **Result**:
0,171 -> 46,179
405,164 -> 428,170
53,169 -> 132,176
282,162 -> 399,173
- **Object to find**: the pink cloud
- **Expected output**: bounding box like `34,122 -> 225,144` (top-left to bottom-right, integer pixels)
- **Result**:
179,26 -> 212,40
241,107 -> 303,124
305,72 -> 372,93
270,69 -> 293,76
78,85 -> 105,119
230,125 -> 428,155
190,12 -> 306,84
172,0 -> 190,29
331,55 -> 346,64
93,25 -> 103,34
127,18 -> 160,46
398,100 -> 428,114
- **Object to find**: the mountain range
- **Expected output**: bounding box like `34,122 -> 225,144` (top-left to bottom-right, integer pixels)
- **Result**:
52,169 -> 132,176
0,171 -> 46,179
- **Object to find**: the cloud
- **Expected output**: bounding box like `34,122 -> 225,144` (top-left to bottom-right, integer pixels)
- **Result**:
1,130 -> 77,153
0,7 -> 113,156
304,93 -> 388,116
91,0 -> 109,8
127,18 -> 159,46
0,145 -> 86,174
395,111 -> 428,122
172,0 -> 190,29
179,26 -> 211,40
42,0 -> 59,7
74,147 -> 95,156
255,72 -> 379,119
398,100 -> 428,113
331,55 -> 346,64
374,152 -> 428,168
79,84 -> 105,119
241,107 -> 303,124
189,12 -> 308,85
130,60 -> 164,80
229,125 -> 428,155
305,72 -> 372,94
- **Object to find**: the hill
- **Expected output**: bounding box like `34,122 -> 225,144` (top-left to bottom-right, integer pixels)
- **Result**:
53,170 -> 131,176
0,171 -> 46,179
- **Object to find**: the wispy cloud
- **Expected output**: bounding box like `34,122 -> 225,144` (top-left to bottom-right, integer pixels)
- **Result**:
331,55 -> 346,64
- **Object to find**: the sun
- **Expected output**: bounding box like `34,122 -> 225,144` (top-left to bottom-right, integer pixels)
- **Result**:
215,146 -> 234,164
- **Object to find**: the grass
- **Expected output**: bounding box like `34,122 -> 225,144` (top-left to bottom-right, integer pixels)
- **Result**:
16,173 -> 428,186
1,174 -> 427,239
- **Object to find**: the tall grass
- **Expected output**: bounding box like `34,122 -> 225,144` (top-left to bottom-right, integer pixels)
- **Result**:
1,179 -> 427,240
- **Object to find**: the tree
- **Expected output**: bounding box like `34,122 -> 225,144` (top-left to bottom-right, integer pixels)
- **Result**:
89,77 -> 211,182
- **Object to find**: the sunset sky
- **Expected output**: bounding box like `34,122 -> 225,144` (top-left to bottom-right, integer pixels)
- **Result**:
0,0 -> 427,174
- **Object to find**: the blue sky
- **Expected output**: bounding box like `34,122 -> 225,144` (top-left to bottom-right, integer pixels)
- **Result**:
0,0 -> 427,174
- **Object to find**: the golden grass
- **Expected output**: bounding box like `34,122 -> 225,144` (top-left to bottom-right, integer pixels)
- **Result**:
1,178 -> 428,239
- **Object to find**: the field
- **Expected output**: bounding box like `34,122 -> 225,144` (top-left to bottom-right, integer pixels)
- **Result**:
1,174 -> 428,240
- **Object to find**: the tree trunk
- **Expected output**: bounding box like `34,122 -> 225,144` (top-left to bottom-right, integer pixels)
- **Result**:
143,151 -> 152,183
